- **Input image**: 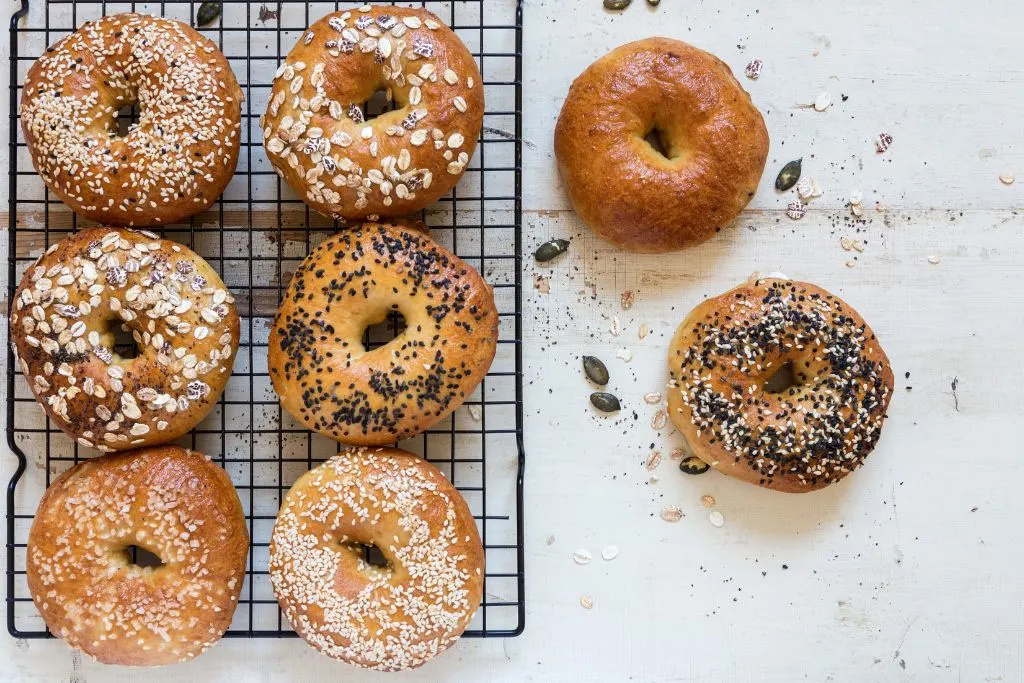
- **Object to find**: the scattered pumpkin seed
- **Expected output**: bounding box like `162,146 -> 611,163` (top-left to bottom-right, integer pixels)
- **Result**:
534,238 -> 570,263
196,1 -> 222,26
590,392 -> 621,413
775,158 -> 802,191
582,356 -> 609,385
647,0 -> 661,5
603,0 -> 632,8
679,456 -> 710,475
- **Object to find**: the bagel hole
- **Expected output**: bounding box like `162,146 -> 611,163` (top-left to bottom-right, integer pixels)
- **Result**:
339,539 -> 391,571
123,545 -> 164,569
764,361 -> 800,394
110,320 -> 141,360
363,309 -> 407,351
364,88 -> 396,119
113,102 -> 142,137
643,126 -> 674,159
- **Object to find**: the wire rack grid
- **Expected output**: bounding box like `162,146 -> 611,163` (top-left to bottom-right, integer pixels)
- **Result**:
5,0 -> 525,639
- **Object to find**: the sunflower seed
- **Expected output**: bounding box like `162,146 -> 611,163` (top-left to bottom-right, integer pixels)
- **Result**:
679,456 -> 710,475
534,238 -> 570,262
582,356 -> 609,385
775,158 -> 802,191
590,392 -> 621,413
196,1 -> 221,27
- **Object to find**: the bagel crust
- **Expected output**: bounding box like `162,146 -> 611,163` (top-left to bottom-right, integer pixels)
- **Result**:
554,37 -> 769,253
27,446 -> 249,666
260,5 -> 484,220
10,227 -> 240,451
269,223 -> 498,445
667,279 -> 894,492
269,447 -> 484,671
19,14 -> 243,226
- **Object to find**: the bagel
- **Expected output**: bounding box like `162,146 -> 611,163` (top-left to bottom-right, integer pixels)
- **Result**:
260,5 -> 484,221
268,223 -> 498,445
10,227 -> 240,451
554,37 -> 769,253
27,446 -> 248,665
269,447 -> 483,670
19,13 -> 243,226
667,278 -> 893,492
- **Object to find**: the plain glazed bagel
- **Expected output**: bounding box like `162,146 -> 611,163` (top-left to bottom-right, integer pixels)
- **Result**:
268,223 -> 498,445
667,278 -> 894,492
10,227 -> 240,451
269,447 -> 484,670
260,5 -> 484,221
27,446 -> 249,666
554,37 -> 769,253
20,13 -> 243,226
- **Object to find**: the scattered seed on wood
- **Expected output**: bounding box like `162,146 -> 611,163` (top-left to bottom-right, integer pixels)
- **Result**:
638,323 -> 650,340
534,238 -> 570,262
999,173 -> 1016,185
603,0 -> 632,9
645,451 -> 662,470
927,255 -> 941,264
580,596 -> 594,609
616,347 -> 633,362
651,409 -> 667,430
533,274 -> 550,293
669,448 -> 687,460
660,506 -> 684,522
679,456 -> 710,475
196,1 -> 221,26
468,405 -> 482,421
708,510 -> 726,527
876,132 -> 893,153
572,549 -> 592,565
647,0 -> 661,5
775,159 -> 802,191
620,290 -> 635,310
745,59 -> 763,80
701,495 -> 716,508
643,392 -> 662,404
849,190 -> 864,205
590,392 -> 621,413
796,177 -> 822,201
813,92 -> 832,111
582,356 -> 609,385
602,545 -> 619,561
786,200 -> 807,220
609,316 -> 620,337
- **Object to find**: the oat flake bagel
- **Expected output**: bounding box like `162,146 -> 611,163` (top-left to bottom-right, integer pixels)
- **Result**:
270,447 -> 484,670
554,37 -> 769,253
667,278 -> 894,492
269,223 -> 498,445
19,13 -> 243,226
261,5 -> 484,220
27,446 -> 248,666
11,227 -> 240,451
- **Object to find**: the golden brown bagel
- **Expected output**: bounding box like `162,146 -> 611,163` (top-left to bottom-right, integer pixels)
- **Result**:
554,37 -> 769,253
27,446 -> 249,666
10,227 -> 240,451
667,278 -> 893,492
269,447 -> 483,670
268,223 -> 498,445
261,5 -> 484,221
19,13 -> 243,226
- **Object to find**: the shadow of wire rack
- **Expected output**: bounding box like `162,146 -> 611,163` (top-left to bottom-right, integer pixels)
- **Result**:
5,0 -> 525,639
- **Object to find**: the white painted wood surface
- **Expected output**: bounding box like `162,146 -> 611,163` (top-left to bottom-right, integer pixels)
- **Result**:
4,0 -> 1024,680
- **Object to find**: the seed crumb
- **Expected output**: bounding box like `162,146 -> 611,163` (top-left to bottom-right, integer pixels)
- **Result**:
580,596 -> 594,610
701,495 -> 716,508
660,505 -> 684,522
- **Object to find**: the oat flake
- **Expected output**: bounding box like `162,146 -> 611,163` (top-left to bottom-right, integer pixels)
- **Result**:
661,506 -> 684,522
651,409 -> 668,430
643,392 -> 663,404
572,549 -> 592,565
645,451 -> 662,470
708,510 -> 725,527
601,545 -> 619,561
580,596 -> 594,610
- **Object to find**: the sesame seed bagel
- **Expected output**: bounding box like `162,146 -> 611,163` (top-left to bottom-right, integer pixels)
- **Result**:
554,37 -> 769,253
19,13 -> 243,226
27,446 -> 249,666
11,227 -> 240,452
269,447 -> 483,670
260,5 -> 484,221
667,278 -> 893,492
269,223 -> 498,445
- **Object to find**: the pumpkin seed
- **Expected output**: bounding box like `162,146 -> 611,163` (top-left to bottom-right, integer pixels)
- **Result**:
647,0 -> 661,5
534,238 -> 570,262
678,456 -> 710,475
604,0 -> 632,9
196,1 -> 221,26
582,356 -> 609,385
590,392 -> 621,413
775,158 -> 802,191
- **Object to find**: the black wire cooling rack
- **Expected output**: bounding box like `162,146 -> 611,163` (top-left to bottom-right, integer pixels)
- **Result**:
6,0 -> 524,639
